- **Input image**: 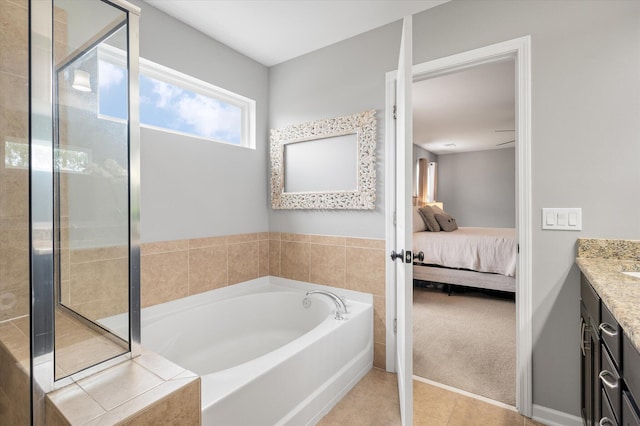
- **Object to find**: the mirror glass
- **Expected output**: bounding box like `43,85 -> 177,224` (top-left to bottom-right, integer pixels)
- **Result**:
53,0 -> 129,379
283,134 -> 358,193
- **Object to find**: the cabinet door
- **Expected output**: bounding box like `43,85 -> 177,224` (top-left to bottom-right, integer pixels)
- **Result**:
582,302 -> 601,426
582,306 -> 593,424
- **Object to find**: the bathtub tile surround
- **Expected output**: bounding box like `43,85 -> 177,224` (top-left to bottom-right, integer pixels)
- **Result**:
310,243 -> 347,287
253,232 -> 386,368
140,232 -> 388,369
228,241 -> 260,284
45,349 -> 201,425
141,241 -> 190,307
188,244 -> 228,294
141,233 -> 271,307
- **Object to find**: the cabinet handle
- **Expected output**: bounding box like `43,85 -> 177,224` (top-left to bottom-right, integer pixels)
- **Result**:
581,320 -> 590,356
599,370 -> 619,389
599,417 -> 615,426
599,322 -> 618,337
581,321 -> 585,356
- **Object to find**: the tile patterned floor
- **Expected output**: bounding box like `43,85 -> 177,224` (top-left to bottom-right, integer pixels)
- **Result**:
318,369 -> 546,426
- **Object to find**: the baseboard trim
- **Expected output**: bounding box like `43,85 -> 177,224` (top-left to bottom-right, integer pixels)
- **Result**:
531,404 -> 582,426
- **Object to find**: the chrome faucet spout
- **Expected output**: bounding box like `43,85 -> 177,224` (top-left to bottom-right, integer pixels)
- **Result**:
305,290 -> 348,320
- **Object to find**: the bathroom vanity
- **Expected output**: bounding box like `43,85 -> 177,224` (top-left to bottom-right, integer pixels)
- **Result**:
577,239 -> 640,426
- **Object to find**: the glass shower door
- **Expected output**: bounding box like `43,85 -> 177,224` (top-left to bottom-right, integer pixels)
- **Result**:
53,0 -> 131,379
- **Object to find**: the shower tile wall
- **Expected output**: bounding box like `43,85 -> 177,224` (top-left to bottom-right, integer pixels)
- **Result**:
140,232 -> 387,369
0,0 -> 29,324
0,0 -> 31,423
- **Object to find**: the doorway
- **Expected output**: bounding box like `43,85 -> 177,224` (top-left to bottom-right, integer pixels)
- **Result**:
412,58 -> 517,407
384,35 -> 532,417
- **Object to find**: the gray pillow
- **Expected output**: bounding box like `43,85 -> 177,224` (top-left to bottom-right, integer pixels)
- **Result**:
429,204 -> 446,216
435,213 -> 458,232
418,206 -> 441,232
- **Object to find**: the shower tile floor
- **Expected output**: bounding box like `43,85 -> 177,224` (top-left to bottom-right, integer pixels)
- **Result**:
318,368 -> 546,425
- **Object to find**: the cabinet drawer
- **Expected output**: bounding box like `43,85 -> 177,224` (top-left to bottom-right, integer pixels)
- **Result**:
581,275 -> 600,325
623,391 -> 640,426
600,303 -> 622,368
601,346 -> 622,421
603,389 -> 620,426
624,334 -> 640,403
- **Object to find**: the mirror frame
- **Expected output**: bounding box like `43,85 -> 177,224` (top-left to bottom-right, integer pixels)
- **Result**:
270,109 -> 377,210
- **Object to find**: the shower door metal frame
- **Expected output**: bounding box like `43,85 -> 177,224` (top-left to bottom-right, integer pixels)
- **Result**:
30,0 -> 140,423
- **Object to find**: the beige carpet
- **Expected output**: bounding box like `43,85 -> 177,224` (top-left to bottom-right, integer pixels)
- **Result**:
413,286 -> 516,406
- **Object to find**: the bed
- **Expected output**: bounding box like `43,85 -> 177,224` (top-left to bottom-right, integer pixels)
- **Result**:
413,227 -> 517,293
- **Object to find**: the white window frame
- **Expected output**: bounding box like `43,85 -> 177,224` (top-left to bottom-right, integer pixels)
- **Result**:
98,45 -> 256,149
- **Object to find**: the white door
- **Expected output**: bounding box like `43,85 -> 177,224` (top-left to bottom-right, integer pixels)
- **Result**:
393,15 -> 413,426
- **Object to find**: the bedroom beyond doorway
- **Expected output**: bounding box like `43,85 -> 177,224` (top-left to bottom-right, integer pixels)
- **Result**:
411,56 -> 518,408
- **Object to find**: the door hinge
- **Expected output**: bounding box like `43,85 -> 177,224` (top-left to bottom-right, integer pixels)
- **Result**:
517,244 -> 520,254
393,211 -> 397,226
393,105 -> 397,120
393,318 -> 397,333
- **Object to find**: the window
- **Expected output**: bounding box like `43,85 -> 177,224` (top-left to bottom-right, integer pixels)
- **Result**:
98,45 -> 256,148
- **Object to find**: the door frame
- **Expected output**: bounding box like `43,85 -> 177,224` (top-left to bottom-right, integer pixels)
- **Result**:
384,35 -> 532,416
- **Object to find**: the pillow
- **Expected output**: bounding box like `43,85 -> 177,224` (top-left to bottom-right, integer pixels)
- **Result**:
412,207 -> 427,232
418,205 -> 441,232
435,213 -> 459,232
429,204 -> 446,216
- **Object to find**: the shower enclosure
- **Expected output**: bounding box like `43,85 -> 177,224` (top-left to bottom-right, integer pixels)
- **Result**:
0,0 -> 139,423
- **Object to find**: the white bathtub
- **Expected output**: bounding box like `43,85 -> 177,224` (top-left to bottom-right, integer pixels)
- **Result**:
140,277 -> 373,425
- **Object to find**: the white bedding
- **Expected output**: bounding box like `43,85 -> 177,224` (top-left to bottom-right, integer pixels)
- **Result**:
413,227 -> 517,277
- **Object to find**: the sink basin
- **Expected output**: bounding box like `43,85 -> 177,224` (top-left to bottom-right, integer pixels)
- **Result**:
622,271 -> 640,279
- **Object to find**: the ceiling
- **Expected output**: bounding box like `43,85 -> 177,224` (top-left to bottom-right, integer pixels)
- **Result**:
142,0 -> 448,67
141,0 -> 511,156
413,59 -> 516,155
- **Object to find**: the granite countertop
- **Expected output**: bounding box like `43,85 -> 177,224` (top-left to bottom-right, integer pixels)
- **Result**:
576,238 -> 640,354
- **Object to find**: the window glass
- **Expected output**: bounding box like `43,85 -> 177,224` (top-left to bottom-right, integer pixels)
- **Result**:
97,46 -> 255,148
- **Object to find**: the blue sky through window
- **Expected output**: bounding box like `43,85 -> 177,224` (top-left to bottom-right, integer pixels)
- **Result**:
99,59 -> 243,145
99,60 -> 128,120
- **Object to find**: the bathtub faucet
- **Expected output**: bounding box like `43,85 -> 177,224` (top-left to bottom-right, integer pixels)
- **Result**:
306,290 -> 348,320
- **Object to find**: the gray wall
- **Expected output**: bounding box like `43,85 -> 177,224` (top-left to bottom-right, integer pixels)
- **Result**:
437,148 -> 515,228
130,0 -> 270,243
268,23 -> 403,239
413,0 -> 640,416
269,0 -> 640,417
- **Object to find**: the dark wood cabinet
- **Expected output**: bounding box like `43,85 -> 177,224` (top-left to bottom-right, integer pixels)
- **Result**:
581,275 -> 601,426
581,274 -> 640,426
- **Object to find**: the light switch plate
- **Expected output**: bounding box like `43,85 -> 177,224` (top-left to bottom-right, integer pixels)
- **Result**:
542,208 -> 582,230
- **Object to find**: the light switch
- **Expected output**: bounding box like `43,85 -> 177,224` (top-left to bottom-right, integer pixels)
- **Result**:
557,212 -> 568,226
542,208 -> 582,231
546,212 -> 555,226
568,212 -> 578,226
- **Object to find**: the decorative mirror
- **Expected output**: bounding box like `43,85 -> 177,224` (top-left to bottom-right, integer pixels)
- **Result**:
270,109 -> 377,210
